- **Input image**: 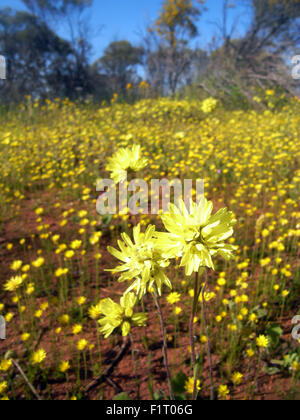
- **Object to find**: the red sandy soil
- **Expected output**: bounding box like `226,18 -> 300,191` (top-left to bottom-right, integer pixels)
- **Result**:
0,190 -> 299,400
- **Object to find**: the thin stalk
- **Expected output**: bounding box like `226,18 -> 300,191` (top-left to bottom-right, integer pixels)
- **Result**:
153,292 -> 174,400
12,359 -> 42,401
202,271 -> 215,400
190,271 -> 200,400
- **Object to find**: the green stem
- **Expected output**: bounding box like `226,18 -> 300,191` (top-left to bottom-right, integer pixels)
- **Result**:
202,271 -> 215,400
190,271 -> 200,400
153,292 -> 174,400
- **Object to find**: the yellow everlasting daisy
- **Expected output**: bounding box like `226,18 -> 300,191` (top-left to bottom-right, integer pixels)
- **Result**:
157,198 -> 237,275
106,145 -> 148,183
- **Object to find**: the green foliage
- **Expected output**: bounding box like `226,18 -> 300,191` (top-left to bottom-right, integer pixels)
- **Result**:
267,325 -> 283,348
113,392 -> 132,400
97,41 -> 144,94
171,371 -> 188,400
154,0 -> 203,47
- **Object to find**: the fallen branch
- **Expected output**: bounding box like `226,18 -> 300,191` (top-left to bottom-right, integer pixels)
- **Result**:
12,359 -> 42,401
85,337 -> 130,393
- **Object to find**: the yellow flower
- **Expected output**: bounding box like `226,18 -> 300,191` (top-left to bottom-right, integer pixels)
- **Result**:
72,324 -> 83,335
10,260 -> 23,271
0,381 -> 8,394
55,268 -> 68,277
78,210 -> 88,218
26,283 -> 35,295
282,290 -> 289,298
199,291 -> 216,303
88,303 -> 102,320
52,235 -> 60,244
59,361 -> 70,373
77,296 -> 86,306
174,306 -> 182,315
216,315 -> 222,323
40,302 -> 49,311
107,224 -> 171,298
249,313 -> 258,323
5,313 -> 14,322
32,257 -> 45,268
201,97 -> 218,113
256,335 -> 270,349
0,359 -> 12,372
4,276 -> 24,292
59,314 -> 70,325
261,229 -> 269,238
65,250 -> 75,259
217,277 -> 226,286
21,333 -> 30,342
98,293 -> 147,338
70,240 -> 82,250
106,145 -> 148,183
246,348 -> 255,358
184,377 -> 201,394
35,310 -> 43,318
22,264 -> 30,272
56,244 -> 67,254
218,385 -> 230,399
157,198 -> 237,275
266,89 -> 275,96
31,349 -> 47,365
232,372 -> 243,385
89,233 -> 101,246
77,339 -> 88,351
166,292 -> 181,305
260,257 -> 271,267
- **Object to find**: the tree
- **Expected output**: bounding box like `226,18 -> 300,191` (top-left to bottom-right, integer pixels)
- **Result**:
97,41 -> 144,94
196,0 -> 300,106
148,0 -> 205,94
21,0 -> 96,94
0,7 -> 74,101
154,0 -> 204,48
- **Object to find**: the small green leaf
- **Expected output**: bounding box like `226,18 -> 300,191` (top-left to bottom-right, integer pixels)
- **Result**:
267,325 -> 283,346
171,371 -> 188,395
263,366 -> 281,375
113,392 -> 131,400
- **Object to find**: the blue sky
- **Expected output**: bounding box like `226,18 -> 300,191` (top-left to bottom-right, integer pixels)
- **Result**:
1,0 -> 250,60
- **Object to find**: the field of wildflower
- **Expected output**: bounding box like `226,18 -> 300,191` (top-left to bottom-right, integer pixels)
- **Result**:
0,94 -> 299,401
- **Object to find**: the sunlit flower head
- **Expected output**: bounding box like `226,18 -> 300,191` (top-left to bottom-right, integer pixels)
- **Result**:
59,361 -> 70,373
98,293 -> 147,338
106,145 -> 148,183
107,224 -> 171,297
10,260 -> 23,271
184,377 -> 201,394
31,349 -> 47,365
0,381 -> 8,394
0,359 -> 12,372
157,198 -> 237,275
4,276 -> 24,292
218,384 -> 230,399
201,97 -> 218,114
256,335 -> 270,349
77,339 -> 88,351
166,292 -> 181,305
